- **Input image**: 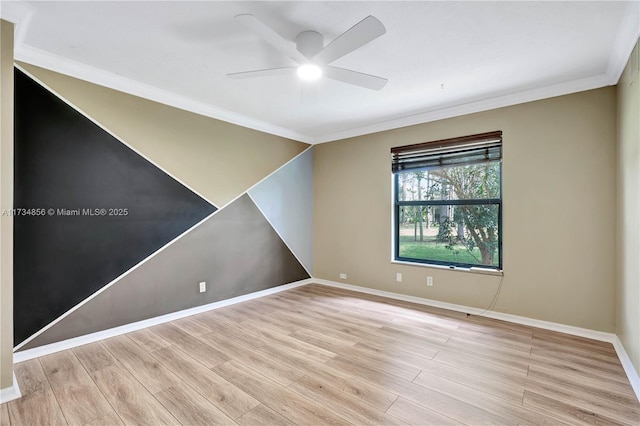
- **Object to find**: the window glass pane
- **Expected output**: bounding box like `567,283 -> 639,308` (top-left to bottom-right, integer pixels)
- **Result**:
396,161 -> 500,201
397,204 -> 500,267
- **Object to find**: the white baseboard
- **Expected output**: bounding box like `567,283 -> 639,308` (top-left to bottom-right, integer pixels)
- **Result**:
313,278 -> 640,402
612,335 -> 640,400
14,278 -> 313,363
0,373 -> 21,404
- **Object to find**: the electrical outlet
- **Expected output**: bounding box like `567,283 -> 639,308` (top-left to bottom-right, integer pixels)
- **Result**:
339,273 -> 347,279
396,272 -> 402,282
427,276 -> 433,286
199,281 -> 206,293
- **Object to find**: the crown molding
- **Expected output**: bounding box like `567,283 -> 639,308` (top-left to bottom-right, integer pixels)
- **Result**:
4,1 -> 639,145
13,45 -> 314,144
312,73 -> 611,143
607,0 -> 640,84
0,0 -> 33,46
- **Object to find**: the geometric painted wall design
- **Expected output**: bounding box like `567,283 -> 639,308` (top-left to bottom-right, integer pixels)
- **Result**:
13,69 -> 217,346
249,147 -> 313,274
20,194 -> 310,350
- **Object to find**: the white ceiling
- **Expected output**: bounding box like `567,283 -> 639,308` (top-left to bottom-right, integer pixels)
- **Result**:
2,1 -> 639,143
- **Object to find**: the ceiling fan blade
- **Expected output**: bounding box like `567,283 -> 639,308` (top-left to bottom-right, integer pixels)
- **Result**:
235,14 -> 307,64
312,15 -> 386,65
227,67 -> 297,79
323,66 -> 388,90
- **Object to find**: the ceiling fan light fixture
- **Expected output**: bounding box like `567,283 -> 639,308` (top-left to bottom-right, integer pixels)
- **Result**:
297,64 -> 322,81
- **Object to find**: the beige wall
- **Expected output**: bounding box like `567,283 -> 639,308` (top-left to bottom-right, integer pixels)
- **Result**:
18,63 -> 309,207
617,38 -> 640,374
314,87 -> 617,332
0,19 -> 14,390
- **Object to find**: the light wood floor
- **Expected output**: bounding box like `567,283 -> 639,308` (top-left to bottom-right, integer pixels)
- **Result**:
2,284 -> 639,425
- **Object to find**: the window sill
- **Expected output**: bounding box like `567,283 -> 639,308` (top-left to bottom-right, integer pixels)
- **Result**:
391,260 -> 504,276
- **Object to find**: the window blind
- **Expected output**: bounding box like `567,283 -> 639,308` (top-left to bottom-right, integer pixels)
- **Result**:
391,131 -> 502,173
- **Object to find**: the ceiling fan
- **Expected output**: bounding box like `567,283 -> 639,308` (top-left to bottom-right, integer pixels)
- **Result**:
228,14 -> 388,91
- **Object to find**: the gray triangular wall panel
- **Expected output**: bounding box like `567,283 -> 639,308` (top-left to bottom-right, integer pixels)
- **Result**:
13,68 -> 217,346
248,148 -> 313,273
20,194 -> 310,350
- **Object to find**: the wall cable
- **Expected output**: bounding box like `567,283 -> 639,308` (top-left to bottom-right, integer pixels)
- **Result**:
469,273 -> 505,317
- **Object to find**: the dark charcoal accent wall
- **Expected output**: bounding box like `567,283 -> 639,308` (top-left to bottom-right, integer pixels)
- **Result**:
14,69 -> 217,346
20,194 -> 311,350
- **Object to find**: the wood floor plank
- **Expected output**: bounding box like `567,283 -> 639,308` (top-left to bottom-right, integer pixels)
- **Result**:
83,412 -> 125,426
434,340 -> 533,377
434,348 -> 530,376
367,324 -> 451,350
256,341 -> 400,410
171,315 -> 214,336
527,350 -> 630,385
288,375 -> 408,425
302,284 -> 469,321
12,359 -> 49,396
188,313 -> 264,350
532,328 -> 616,351
1,402 -> 9,426
445,335 -> 533,361
40,350 -> 114,425
210,304 -> 272,324
239,312 -> 300,334
257,338 -> 397,410
388,310 -> 462,332
214,360 -> 350,425
351,340 -> 438,368
289,328 -> 357,353
236,404 -> 297,426
153,384 -> 236,426
329,343 -> 422,381
463,314 -> 535,339
363,332 -> 445,360
89,365 -> 177,425
145,322 -> 190,344
416,363 -> 526,403
297,312 -> 446,360
272,311 -> 363,344
150,345 -> 260,419
530,335 -> 621,364
125,328 -> 171,353
290,287 -> 440,330
235,319 -> 337,363
174,333 -> 231,368
530,346 -> 626,374
271,295 -> 387,332
101,335 -> 181,394
523,374 -> 640,425
412,369 -> 564,426
6,389 -> 68,426
8,360 -> 67,426
526,356 -> 634,394
523,390 -> 628,426
73,342 -> 117,373
199,332 -> 305,386
325,355 -> 511,425
527,364 -> 639,406
387,397 -> 465,426
452,325 -> 533,353
276,310 -> 373,342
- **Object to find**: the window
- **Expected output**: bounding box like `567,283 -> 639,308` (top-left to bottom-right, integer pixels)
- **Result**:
392,131 -> 502,270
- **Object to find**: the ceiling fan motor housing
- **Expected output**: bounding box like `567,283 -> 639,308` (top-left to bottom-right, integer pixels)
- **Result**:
296,31 -> 324,59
